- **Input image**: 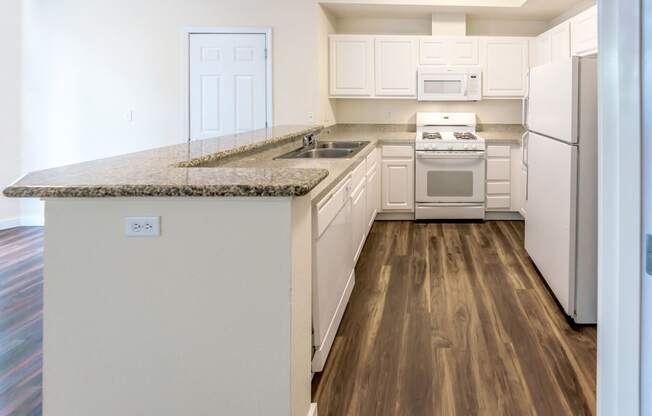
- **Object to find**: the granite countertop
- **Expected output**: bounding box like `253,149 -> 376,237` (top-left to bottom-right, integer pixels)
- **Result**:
2,125 -> 328,198
477,124 -> 526,144
2,122 -> 523,201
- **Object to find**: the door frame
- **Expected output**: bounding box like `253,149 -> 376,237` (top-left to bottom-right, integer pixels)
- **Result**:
597,0 -> 644,414
181,27 -> 273,142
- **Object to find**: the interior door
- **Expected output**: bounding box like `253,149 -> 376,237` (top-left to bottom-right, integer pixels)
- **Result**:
524,132 -> 577,316
189,33 -> 267,140
528,57 -> 578,143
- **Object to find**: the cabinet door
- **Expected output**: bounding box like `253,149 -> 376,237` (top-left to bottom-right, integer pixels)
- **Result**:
481,38 -> 529,97
549,22 -> 571,62
381,159 -> 414,211
329,36 -> 374,96
449,38 -> 479,65
375,37 -> 418,97
366,165 -> 380,229
571,6 -> 598,56
419,38 -> 447,65
351,181 -> 367,263
534,33 -> 551,67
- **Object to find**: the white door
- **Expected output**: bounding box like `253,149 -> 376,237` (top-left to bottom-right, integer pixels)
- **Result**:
481,38 -> 529,97
528,57 -> 578,143
375,37 -> 418,97
329,35 -> 374,96
381,159 -> 414,211
189,33 -> 267,141
524,132 -> 577,316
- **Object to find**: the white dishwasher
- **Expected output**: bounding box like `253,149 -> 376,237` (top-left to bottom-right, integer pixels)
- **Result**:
312,176 -> 354,372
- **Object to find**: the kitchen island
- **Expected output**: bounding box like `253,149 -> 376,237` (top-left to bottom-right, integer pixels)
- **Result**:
4,125 -> 341,416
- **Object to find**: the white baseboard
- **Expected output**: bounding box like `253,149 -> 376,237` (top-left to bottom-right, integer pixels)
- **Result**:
485,211 -> 524,221
307,403 -> 318,416
0,216 -> 45,230
376,211 -> 415,221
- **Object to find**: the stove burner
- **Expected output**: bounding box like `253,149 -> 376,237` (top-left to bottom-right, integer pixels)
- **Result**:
454,132 -> 478,140
422,132 -> 442,140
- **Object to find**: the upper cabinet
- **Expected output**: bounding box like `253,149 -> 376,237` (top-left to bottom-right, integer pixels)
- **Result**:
375,37 -> 418,97
570,6 -> 598,56
480,38 -> 529,97
329,35 -> 374,97
532,22 -> 570,67
419,37 -> 479,66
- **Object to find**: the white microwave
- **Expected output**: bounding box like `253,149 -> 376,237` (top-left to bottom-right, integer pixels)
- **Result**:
417,66 -> 482,101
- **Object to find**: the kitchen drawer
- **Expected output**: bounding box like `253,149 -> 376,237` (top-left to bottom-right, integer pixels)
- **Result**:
487,195 -> 511,210
351,160 -> 367,192
487,159 -> 510,181
316,177 -> 351,238
486,145 -> 511,158
382,145 -> 413,159
366,147 -> 379,173
487,182 -> 511,195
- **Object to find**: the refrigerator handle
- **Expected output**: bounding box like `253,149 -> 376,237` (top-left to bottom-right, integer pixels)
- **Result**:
522,132 -> 529,167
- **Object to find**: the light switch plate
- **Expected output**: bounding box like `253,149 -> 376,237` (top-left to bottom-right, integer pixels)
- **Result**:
125,217 -> 160,237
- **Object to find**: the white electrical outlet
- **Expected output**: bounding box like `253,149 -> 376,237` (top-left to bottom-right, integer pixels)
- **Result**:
125,217 -> 161,237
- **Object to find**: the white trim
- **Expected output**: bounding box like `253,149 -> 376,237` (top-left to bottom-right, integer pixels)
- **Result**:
597,0 -> 643,414
181,27 -> 273,142
307,403 -> 318,416
485,211 -> 524,221
0,216 -> 45,230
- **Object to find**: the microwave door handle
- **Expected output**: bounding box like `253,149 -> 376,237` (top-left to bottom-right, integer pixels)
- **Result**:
462,77 -> 468,96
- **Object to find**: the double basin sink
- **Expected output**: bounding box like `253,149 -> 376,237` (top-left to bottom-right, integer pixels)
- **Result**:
276,141 -> 369,159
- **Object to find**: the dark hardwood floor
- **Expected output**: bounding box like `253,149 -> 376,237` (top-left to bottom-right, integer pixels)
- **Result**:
0,227 -> 43,416
312,221 -> 597,416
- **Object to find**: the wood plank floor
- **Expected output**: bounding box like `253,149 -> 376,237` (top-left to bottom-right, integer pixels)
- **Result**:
312,221 -> 597,416
0,227 -> 43,416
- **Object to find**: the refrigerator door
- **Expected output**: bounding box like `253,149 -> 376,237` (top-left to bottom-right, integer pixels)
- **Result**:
525,132 -> 578,316
527,57 -> 579,144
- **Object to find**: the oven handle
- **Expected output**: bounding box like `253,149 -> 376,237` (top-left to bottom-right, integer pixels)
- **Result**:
416,151 -> 486,159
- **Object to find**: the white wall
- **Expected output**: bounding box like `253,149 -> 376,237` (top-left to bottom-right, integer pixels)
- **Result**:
318,7 -> 338,126
467,18 -> 548,36
335,99 -> 525,125
20,0 -> 325,219
0,0 -> 22,228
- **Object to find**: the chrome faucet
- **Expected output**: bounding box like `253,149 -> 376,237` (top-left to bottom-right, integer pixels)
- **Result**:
303,129 -> 331,148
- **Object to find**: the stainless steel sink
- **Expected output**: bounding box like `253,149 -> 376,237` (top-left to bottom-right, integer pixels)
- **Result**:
276,141 -> 369,159
316,141 -> 368,150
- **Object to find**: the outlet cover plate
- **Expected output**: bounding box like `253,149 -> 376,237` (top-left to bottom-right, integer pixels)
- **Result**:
125,217 -> 161,237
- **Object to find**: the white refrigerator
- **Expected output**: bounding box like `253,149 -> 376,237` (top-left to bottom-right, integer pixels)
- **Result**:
525,56 -> 598,324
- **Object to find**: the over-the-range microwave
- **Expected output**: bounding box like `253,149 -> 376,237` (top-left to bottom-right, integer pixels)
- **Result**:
417,66 -> 482,101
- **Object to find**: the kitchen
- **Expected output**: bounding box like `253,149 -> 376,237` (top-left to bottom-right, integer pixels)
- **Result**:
1,0 -> 648,415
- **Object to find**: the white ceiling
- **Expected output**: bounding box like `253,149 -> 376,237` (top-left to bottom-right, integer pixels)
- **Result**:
321,0 -> 587,21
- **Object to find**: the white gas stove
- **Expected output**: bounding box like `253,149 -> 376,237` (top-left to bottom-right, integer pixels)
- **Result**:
414,112 -> 487,220
415,112 -> 486,152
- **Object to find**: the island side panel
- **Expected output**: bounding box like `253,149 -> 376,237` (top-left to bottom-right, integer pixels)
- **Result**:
42,197 -> 298,416
290,195 -> 313,416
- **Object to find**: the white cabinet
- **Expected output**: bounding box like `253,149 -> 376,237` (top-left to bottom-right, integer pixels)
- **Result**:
480,38 -> 529,97
571,6 -> 598,56
532,22 -> 570,67
419,37 -> 479,66
381,145 -> 414,211
329,35 -> 374,97
351,179 -> 367,263
375,37 -> 418,97
366,149 -> 380,230
486,142 -> 526,213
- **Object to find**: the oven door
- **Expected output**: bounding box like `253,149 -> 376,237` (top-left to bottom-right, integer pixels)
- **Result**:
415,151 -> 486,203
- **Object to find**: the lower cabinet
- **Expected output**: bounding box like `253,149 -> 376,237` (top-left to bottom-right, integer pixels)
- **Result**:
381,144 -> 415,212
486,142 -> 526,215
366,163 -> 380,229
351,180 -> 367,263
